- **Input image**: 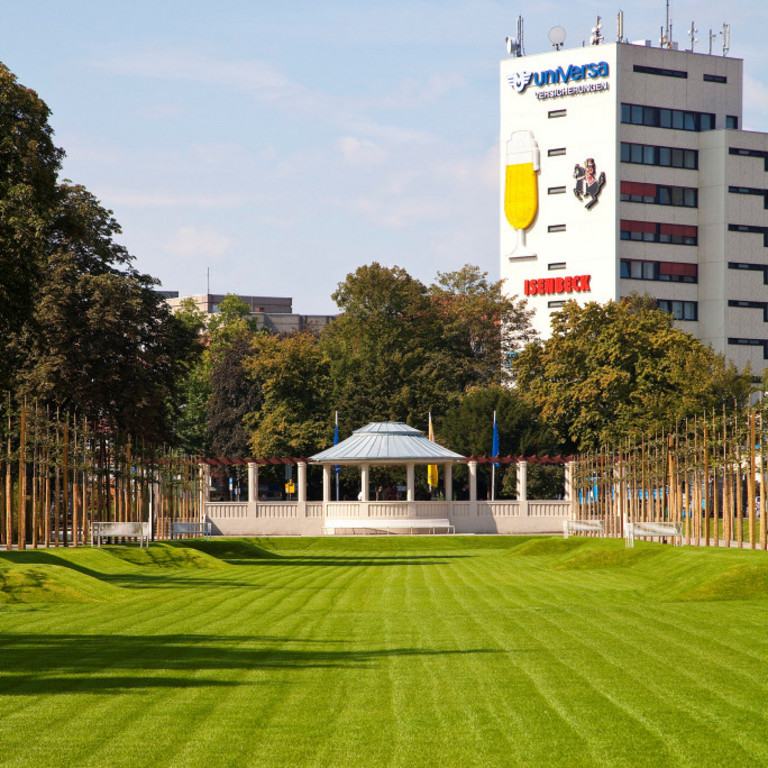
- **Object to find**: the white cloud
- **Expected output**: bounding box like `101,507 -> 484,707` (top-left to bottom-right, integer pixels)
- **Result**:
338,136 -> 387,166
165,227 -> 231,260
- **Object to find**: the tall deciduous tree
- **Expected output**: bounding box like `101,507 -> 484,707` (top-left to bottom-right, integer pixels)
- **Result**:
244,333 -> 331,457
0,63 -> 63,389
513,295 -> 752,451
428,265 -> 535,389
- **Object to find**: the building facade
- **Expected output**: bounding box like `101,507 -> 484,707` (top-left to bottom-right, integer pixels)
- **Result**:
500,39 -> 768,372
163,292 -> 336,335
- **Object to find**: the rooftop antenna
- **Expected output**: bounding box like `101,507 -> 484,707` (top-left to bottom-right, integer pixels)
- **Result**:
207,267 -> 210,296
688,21 -> 697,52
548,25 -> 566,51
617,10 -> 624,43
721,23 -> 730,56
505,15 -> 525,57
590,15 -> 604,45
659,0 -> 672,48
709,29 -> 716,55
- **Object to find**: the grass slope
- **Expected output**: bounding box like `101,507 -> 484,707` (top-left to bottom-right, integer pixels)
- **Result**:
1,537 -> 768,767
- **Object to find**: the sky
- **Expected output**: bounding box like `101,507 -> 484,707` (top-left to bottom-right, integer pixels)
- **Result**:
2,1 -> 766,314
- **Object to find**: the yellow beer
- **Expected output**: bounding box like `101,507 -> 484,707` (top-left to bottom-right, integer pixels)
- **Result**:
503,130 -> 540,259
504,162 -> 538,230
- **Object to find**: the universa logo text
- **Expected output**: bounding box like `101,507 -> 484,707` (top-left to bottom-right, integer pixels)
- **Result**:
509,62 -> 609,94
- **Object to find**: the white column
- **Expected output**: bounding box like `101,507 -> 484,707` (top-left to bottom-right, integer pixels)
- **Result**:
406,464 -> 415,502
564,461 -> 574,502
247,462 -> 258,502
297,461 -> 307,503
517,460 -> 528,501
323,465 -> 332,503
468,460 -> 478,502
201,464 -> 211,503
445,463 -> 453,502
360,464 -> 370,501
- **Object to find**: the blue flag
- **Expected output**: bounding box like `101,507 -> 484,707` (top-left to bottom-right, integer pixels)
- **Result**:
334,411 -> 340,476
492,410 -> 500,466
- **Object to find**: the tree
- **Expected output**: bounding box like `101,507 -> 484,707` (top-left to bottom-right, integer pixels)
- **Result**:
19,183 -> 201,441
244,333 -> 331,457
321,263 -> 448,428
438,385 -> 555,458
428,265 -> 535,389
513,295 -> 752,450
0,63 -> 63,389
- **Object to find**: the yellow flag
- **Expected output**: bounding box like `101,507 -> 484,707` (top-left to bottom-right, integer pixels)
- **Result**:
428,413 -> 438,488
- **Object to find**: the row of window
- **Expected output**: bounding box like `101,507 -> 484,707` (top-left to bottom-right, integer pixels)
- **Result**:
729,300 -> 768,322
621,142 -> 698,169
621,103 -> 715,132
620,258 -> 698,283
620,181 -> 697,207
657,299 -> 698,321
620,220 -> 698,245
632,64 -> 729,84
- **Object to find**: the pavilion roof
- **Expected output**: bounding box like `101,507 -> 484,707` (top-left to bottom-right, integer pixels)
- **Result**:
310,422 -> 465,464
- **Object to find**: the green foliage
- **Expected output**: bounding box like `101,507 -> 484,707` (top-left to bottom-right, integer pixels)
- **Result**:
513,295 -> 752,450
321,263 -> 536,435
244,332 -> 331,457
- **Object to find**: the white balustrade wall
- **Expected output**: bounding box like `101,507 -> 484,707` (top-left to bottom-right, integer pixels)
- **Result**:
204,497 -> 569,535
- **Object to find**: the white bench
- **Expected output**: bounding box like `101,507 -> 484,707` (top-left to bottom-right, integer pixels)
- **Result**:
324,518 -> 455,535
91,522 -> 150,548
563,519 -> 604,539
625,521 -> 683,547
171,522 -> 212,540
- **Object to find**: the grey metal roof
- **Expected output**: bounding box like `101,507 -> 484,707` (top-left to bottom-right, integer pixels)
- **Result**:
310,422 -> 465,464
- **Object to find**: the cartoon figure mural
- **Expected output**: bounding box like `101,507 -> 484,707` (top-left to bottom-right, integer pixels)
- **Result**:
504,130 -> 540,258
573,158 -> 606,209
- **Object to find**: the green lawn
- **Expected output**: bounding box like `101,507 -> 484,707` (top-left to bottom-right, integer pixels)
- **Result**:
2,536 -> 768,768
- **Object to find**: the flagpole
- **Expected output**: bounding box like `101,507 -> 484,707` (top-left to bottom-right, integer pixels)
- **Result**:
334,411 -> 340,501
491,410 -> 498,502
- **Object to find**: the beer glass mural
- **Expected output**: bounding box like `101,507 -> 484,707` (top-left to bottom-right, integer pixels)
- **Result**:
504,130 -> 540,258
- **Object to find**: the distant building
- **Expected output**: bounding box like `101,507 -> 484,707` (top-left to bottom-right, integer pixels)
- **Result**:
163,293 -> 336,335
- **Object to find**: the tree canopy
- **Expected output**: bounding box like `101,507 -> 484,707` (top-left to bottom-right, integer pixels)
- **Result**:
513,296 -> 752,451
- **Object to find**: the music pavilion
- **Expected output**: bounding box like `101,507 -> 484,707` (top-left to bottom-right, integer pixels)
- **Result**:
500,29 -> 768,372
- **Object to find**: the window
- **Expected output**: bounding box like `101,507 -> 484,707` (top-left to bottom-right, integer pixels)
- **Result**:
548,224 -> 566,233
620,220 -> 698,245
548,186 -> 566,195
548,109 -> 567,118
657,299 -> 698,321
728,224 -> 768,246
548,300 -> 566,308
621,181 -> 697,207
621,103 -> 715,132
729,147 -> 768,171
548,148 -> 567,157
634,64 -> 687,79
729,262 -> 768,284
726,115 -> 738,129
621,142 -> 698,170
621,259 -> 697,283
703,73 -> 727,83
548,262 -> 566,270
729,186 -> 768,208
728,300 -> 768,322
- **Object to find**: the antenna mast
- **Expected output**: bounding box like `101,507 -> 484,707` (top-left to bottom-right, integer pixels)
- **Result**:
688,21 -> 697,52
617,10 -> 624,43
721,23 -> 730,56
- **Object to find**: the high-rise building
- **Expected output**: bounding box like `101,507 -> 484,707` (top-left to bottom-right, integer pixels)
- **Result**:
500,33 -> 768,372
